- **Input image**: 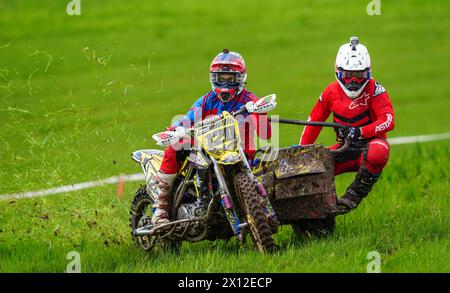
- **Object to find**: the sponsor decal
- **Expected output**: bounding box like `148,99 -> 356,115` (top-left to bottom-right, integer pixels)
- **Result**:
375,113 -> 393,132
349,92 -> 371,109
374,82 -> 386,97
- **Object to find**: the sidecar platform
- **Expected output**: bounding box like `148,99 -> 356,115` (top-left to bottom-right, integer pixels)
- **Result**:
252,144 -> 338,223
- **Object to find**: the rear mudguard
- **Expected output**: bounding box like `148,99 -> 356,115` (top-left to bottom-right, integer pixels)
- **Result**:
131,149 -> 164,201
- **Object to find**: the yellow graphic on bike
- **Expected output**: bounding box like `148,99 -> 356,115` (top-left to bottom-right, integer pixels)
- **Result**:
194,112 -> 242,164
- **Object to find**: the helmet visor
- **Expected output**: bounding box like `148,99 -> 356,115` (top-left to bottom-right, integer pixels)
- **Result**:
218,73 -> 237,83
337,68 -> 370,92
210,72 -> 242,88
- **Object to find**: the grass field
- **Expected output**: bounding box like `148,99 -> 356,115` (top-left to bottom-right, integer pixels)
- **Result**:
0,0 -> 449,272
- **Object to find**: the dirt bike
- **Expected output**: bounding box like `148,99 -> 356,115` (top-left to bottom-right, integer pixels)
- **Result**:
130,94 -> 279,253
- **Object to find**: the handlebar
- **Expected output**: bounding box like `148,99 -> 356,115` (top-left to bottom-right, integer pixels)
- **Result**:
232,106 -> 247,116
268,117 -> 347,129
154,94 -> 279,146
154,107 -> 250,146
329,139 -> 351,154
192,103 -> 248,129
268,117 -> 352,154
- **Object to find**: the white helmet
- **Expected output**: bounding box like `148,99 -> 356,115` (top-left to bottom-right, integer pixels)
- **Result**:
335,37 -> 371,99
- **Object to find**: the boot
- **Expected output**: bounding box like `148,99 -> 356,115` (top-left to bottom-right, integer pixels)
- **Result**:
152,171 -> 177,226
337,167 -> 380,214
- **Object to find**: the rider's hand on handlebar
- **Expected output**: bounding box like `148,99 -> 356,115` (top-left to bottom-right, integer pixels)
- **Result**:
338,127 -> 361,142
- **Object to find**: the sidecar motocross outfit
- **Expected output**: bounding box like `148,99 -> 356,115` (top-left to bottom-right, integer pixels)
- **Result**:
300,79 -> 395,213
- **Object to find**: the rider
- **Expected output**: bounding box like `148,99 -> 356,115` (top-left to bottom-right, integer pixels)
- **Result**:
300,37 -> 395,214
152,49 -> 272,226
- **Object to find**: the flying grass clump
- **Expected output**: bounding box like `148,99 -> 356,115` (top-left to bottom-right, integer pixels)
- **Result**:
82,47 -> 113,67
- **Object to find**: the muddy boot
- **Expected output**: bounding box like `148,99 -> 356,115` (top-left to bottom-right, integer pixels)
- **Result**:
152,171 -> 177,226
337,167 -> 380,214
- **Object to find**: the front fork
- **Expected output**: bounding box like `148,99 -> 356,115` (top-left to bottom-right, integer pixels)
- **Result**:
210,157 -> 246,241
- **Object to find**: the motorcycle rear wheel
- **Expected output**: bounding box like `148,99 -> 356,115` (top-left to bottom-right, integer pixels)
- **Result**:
129,186 -> 156,251
129,185 -> 181,253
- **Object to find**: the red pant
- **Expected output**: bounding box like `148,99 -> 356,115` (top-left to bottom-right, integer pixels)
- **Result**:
330,138 -> 390,175
160,145 -> 183,174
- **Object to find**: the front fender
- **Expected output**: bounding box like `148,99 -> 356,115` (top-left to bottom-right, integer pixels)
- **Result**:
217,151 -> 242,165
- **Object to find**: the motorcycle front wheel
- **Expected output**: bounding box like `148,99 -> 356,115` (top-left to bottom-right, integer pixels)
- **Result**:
233,173 -> 276,253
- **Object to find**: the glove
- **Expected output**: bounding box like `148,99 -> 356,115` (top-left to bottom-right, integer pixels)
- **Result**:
338,127 -> 361,142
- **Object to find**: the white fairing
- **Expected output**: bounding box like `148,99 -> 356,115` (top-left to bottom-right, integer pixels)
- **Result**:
245,94 -> 277,113
335,37 -> 371,99
152,126 -> 186,146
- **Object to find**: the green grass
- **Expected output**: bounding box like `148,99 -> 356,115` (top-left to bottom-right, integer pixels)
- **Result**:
0,0 -> 449,272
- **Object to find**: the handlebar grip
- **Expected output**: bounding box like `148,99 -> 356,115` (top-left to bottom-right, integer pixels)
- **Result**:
232,107 -> 247,116
330,139 -> 351,154
193,115 -> 221,128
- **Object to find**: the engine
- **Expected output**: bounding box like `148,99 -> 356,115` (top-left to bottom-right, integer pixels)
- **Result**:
177,203 -> 197,220
176,202 -> 207,240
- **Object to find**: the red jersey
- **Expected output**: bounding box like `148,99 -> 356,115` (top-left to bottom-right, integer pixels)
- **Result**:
300,79 -> 395,145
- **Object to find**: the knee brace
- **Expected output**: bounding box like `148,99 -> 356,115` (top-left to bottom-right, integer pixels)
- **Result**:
364,138 -> 390,174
